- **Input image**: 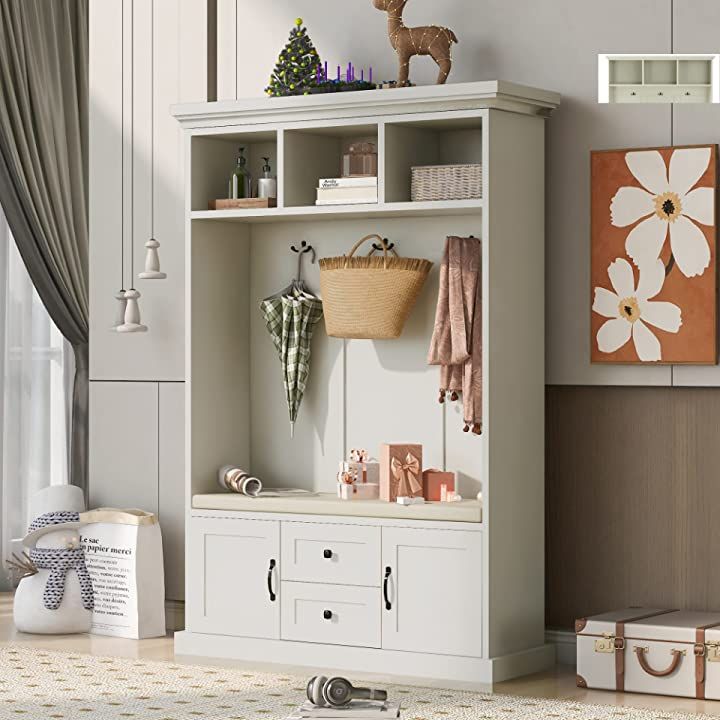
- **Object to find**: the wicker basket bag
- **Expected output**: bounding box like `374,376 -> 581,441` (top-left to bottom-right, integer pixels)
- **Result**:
319,234 -> 432,339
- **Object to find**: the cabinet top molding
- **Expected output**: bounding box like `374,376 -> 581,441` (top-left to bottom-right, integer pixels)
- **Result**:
171,80 -> 561,128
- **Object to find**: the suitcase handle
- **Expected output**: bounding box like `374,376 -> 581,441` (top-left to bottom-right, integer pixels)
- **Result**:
634,646 -> 684,677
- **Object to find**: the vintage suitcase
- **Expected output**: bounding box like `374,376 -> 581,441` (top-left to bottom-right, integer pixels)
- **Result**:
576,608 -> 720,699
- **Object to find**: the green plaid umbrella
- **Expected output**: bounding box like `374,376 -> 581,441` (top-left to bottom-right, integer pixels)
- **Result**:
260,286 -> 323,437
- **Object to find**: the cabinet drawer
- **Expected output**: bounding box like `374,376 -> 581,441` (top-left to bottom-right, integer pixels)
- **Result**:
281,581 -> 380,648
281,522 -> 380,586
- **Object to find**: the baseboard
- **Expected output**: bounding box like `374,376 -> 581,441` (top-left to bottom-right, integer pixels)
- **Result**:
165,599 -> 185,632
545,629 -> 575,666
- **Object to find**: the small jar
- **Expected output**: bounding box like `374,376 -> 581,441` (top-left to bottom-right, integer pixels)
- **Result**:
342,141 -> 377,177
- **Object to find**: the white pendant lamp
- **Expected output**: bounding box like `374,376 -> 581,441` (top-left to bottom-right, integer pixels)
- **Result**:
115,0 -> 148,334
112,289 -> 128,331
139,0 -> 166,281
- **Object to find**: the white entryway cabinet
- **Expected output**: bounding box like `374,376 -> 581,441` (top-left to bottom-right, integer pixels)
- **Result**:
173,82 -> 560,687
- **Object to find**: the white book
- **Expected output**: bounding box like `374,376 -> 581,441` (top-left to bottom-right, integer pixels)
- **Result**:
315,198 -> 379,206
316,186 -> 379,201
288,700 -> 401,719
319,177 -> 378,189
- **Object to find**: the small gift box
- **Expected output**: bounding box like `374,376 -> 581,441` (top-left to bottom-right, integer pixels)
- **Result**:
422,469 -> 456,501
338,482 -> 380,500
347,449 -> 380,484
379,443 -> 423,502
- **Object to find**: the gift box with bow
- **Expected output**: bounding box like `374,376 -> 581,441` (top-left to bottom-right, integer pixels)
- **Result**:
379,443 -> 423,502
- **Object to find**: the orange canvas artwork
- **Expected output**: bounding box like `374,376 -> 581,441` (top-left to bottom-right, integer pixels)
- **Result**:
591,145 -> 717,364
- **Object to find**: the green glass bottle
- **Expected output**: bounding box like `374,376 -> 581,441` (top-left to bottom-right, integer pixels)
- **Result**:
228,147 -> 252,199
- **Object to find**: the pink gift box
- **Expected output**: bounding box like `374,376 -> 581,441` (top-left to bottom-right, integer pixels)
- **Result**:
379,443 -> 423,502
422,469 -> 455,501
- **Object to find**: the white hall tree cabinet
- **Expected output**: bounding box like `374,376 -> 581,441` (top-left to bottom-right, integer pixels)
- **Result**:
173,82 -> 560,687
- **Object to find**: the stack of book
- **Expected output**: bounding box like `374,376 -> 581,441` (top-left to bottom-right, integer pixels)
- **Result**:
315,177 -> 378,206
285,700 -> 401,720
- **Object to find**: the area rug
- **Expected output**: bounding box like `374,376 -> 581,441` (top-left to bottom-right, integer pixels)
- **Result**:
0,645 -> 709,720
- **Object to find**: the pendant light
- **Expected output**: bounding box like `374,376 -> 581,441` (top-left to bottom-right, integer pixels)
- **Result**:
117,0 -> 148,333
139,0 -> 166,281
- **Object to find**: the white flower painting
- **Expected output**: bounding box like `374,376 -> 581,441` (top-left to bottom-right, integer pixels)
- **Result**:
591,145 -> 717,365
593,258 -> 681,362
610,147 -> 714,278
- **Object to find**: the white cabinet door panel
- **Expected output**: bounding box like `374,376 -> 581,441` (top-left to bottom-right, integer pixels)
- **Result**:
89,381 -> 159,514
159,382 -> 185,601
281,522 -> 380,586
382,527 -> 482,657
281,581 -> 380,648
188,517 -> 280,639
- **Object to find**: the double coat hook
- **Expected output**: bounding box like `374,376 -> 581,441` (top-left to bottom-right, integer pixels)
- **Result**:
291,240 -> 316,284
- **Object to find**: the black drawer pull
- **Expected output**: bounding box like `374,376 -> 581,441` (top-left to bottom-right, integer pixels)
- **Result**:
323,609 -> 332,620
323,548 -> 332,559
267,559 -> 276,601
383,566 -> 392,610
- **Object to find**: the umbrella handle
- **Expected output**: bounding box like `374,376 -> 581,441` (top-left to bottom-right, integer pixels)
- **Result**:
345,234 -> 389,269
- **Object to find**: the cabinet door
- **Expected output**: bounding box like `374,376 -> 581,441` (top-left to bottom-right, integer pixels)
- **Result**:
158,382 -> 185,601
89,381 -> 159,513
381,527 -> 482,657
188,517 -> 280,639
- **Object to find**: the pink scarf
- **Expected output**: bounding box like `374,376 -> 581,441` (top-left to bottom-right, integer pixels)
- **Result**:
427,236 -> 482,434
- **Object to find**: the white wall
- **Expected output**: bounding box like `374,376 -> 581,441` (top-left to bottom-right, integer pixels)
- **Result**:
217,0 -> 720,387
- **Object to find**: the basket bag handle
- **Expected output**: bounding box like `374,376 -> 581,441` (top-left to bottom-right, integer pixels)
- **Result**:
633,646 -> 684,677
345,234 -> 395,269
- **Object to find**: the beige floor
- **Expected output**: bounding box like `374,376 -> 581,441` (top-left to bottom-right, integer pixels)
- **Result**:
2,594 -> 720,717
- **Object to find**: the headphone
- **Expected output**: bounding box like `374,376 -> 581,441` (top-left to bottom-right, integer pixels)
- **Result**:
306,676 -> 388,707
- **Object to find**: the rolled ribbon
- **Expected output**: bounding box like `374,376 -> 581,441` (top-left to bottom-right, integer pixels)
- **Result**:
390,452 -> 422,497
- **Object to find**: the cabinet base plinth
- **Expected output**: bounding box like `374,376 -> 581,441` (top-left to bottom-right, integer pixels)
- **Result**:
173,631 -> 555,689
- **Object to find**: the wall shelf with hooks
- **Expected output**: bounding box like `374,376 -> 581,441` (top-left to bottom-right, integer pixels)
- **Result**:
599,54 -> 720,104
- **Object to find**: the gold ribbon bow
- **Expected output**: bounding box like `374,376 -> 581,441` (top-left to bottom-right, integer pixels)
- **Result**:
390,453 -> 422,497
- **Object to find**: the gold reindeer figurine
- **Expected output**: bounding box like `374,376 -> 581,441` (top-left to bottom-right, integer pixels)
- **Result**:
372,0 -> 458,86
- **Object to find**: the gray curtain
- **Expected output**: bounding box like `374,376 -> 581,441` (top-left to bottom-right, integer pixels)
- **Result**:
0,0 -> 89,494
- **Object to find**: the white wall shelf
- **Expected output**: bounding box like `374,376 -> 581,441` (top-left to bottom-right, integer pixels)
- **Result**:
599,54 -> 720,103
172,81 -> 559,687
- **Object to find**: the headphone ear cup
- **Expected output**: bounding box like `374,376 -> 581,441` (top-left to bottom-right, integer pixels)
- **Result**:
307,676 -> 328,707
322,676 -> 354,707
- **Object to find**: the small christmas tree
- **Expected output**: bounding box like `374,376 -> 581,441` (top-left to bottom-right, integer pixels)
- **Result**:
265,18 -> 322,97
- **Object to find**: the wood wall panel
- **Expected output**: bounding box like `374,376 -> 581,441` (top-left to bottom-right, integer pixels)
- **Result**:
546,385 -> 720,629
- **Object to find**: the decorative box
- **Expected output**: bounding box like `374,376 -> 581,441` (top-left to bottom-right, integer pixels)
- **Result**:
346,460 -> 379,485
422,469 -> 455,501
338,482 -> 380,501
576,607 -> 720,699
379,443 -> 423,502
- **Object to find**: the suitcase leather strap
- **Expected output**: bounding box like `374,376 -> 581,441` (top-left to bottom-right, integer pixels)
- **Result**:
614,610 -> 676,692
695,622 -> 720,699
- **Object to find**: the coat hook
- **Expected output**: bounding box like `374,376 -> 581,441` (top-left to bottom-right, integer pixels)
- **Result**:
371,237 -> 395,253
291,240 -> 316,263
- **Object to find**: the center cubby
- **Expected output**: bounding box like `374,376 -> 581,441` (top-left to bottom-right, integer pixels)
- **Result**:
191,129 -> 278,211
384,116 -> 482,203
283,124 -> 378,208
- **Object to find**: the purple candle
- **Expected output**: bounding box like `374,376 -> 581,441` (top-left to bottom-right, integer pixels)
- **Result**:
337,65 -> 340,81
361,68 -> 364,81
369,67 -> 373,84
324,61 -> 328,81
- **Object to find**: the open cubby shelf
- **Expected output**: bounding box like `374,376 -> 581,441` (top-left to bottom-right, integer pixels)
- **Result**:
191,115 -> 484,216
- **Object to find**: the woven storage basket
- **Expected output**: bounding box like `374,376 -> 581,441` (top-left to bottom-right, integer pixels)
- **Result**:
319,234 -> 432,339
411,163 -> 482,202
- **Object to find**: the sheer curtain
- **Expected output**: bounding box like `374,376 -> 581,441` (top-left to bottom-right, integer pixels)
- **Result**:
0,205 -> 73,590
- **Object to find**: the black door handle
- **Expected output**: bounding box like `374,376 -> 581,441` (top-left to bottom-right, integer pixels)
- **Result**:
323,548 -> 332,559
267,559 -> 276,601
383,566 -> 392,610
323,609 -> 332,620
